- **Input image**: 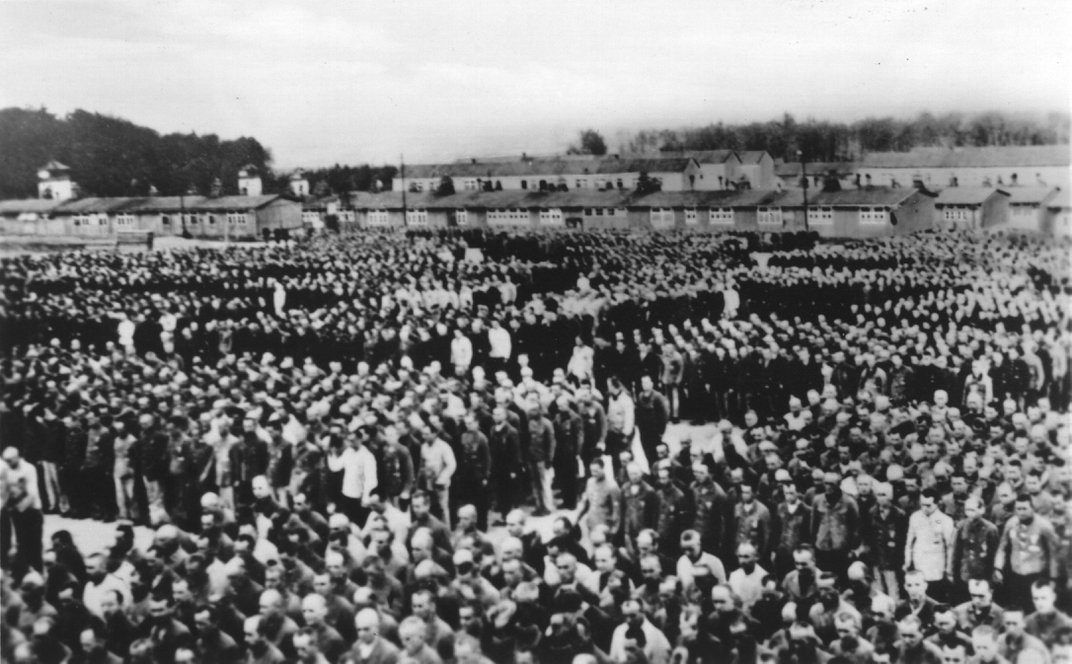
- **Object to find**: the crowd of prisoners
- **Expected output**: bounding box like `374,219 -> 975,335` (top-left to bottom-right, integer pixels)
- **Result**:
1,227 -> 1070,664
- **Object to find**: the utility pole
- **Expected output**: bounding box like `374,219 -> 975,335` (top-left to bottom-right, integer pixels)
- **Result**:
400,154 -> 407,229
797,149 -> 809,231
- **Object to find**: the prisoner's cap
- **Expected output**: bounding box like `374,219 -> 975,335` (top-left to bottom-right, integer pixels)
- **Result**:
328,513 -> 350,529
774,469 -> 792,483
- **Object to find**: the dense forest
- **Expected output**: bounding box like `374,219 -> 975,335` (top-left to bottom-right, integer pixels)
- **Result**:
0,108 -> 397,199
622,111 -> 1070,163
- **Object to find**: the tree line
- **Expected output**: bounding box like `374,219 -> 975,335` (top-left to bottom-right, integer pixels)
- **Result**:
618,110 -> 1070,163
0,107 -> 397,200
296,164 -> 399,200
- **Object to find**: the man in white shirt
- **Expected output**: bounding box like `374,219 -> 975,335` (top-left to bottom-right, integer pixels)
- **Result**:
676,529 -> 727,594
487,319 -> 512,374
728,542 -> 768,611
905,488 -> 956,603
326,434 -> 378,526
450,329 -> 473,376
2,447 -> 43,571
567,337 -> 595,384
420,429 -> 457,529
606,378 -> 635,475
609,599 -> 671,664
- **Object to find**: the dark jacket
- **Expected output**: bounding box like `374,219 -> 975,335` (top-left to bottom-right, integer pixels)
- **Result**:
862,505 -> 908,570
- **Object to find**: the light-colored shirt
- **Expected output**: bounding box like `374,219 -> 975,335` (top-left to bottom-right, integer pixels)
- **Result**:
609,619 -> 671,664
676,552 -> 727,592
607,392 -> 635,435
728,564 -> 768,610
113,433 -> 137,478
2,460 -> 41,511
421,438 -> 457,487
488,326 -> 512,359
451,336 -> 473,368
581,477 -> 621,533
328,446 -> 378,503
905,509 -> 956,581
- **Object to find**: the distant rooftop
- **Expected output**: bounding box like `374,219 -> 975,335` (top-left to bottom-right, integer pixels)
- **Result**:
860,145 -> 1071,169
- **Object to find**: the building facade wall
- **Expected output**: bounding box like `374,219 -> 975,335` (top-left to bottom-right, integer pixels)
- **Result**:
254,199 -> 302,233
695,163 -> 731,190
1007,204 -> 1043,232
979,195 -> 1010,229
738,155 -> 776,189
38,180 -> 75,201
1044,208 -> 1072,236
893,193 -> 937,235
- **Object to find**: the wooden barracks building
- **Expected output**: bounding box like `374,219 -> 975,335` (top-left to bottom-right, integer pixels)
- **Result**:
341,186 -> 938,238
2,147 -> 1067,239
0,166 -> 301,239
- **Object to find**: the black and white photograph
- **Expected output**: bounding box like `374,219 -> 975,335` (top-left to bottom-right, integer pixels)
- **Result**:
0,1 -> 1070,663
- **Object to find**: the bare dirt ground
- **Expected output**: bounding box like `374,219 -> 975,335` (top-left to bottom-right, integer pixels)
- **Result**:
0,234 -> 290,257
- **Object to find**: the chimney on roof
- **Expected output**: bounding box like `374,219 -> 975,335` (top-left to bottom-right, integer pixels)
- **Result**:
210,177 -> 223,198
470,158 -> 477,165
912,177 -> 935,196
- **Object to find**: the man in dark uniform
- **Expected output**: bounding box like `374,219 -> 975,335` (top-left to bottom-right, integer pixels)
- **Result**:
951,496 -> 999,604
454,414 -> 490,530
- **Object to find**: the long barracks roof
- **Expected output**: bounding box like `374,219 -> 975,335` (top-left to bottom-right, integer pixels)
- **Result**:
934,187 -> 1010,206
0,195 -> 292,216
774,161 -> 858,177
347,190 -> 630,210
598,157 -> 695,174
656,150 -> 737,164
735,151 -> 772,165
630,189 -> 788,208
859,145 -> 1071,169
51,197 -> 141,214
1004,186 -> 1060,206
0,199 -> 65,215
344,187 -> 922,211
810,187 -> 931,207
401,156 -> 696,180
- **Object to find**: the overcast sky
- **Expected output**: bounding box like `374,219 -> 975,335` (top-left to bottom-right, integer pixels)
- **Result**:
1,0 -> 1069,168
